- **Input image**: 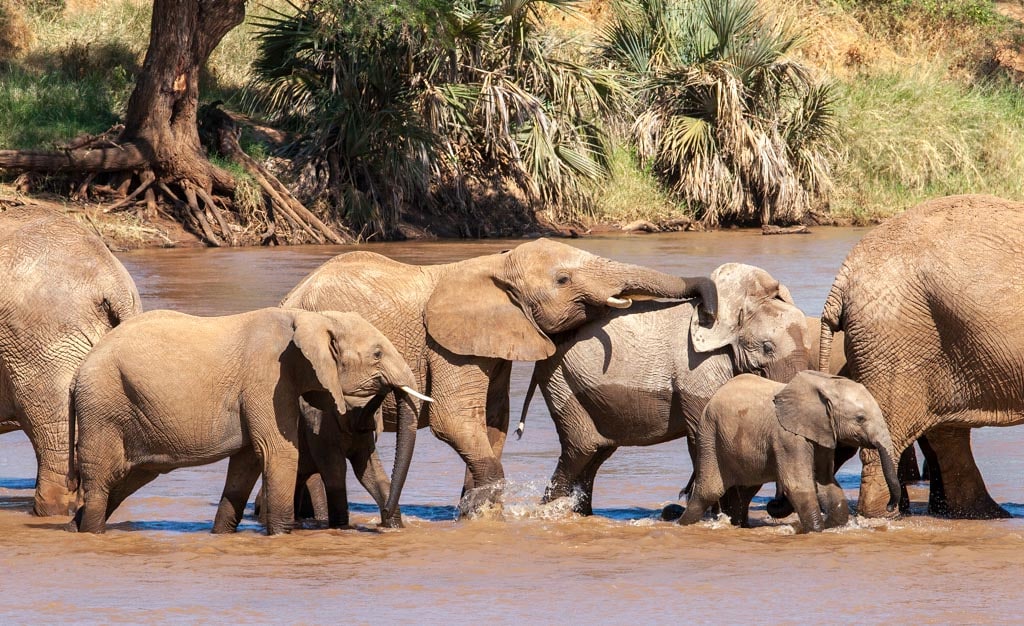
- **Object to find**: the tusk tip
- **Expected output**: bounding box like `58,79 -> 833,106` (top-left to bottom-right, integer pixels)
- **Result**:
400,385 -> 434,403
606,296 -> 633,309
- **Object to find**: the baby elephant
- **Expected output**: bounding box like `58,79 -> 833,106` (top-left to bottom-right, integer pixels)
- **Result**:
68,308 -> 429,535
679,371 -> 901,532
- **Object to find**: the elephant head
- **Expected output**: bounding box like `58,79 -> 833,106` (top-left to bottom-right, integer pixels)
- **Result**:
689,263 -> 807,383
425,238 -> 718,361
774,370 -> 901,512
291,310 -> 429,523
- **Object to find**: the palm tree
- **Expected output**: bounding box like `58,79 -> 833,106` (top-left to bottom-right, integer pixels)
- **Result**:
247,0 -> 624,237
601,0 -> 839,225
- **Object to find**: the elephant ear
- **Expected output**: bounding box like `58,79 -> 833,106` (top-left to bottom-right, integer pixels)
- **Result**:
773,371 -> 836,448
292,312 -> 351,414
425,257 -> 555,361
690,263 -> 791,353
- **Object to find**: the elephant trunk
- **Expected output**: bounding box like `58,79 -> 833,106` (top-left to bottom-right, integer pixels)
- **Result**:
876,442 -> 901,513
603,261 -> 719,319
381,386 -> 420,525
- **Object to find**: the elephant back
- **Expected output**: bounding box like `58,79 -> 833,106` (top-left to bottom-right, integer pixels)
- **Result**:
0,206 -> 141,381
281,250 -> 434,394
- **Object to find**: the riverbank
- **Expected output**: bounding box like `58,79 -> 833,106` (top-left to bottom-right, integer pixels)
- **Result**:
2,1 -> 1023,244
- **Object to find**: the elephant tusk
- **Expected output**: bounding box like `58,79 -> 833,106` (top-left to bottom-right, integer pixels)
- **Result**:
624,294 -> 658,302
400,385 -> 434,403
606,296 -> 633,309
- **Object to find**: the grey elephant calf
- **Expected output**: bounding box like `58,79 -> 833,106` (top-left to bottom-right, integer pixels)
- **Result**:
68,308 -> 428,535
679,371 -> 901,532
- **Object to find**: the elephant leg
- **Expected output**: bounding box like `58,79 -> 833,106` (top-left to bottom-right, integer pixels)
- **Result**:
71,467 -> 117,534
213,447 -> 261,534
918,435 -> 932,481
766,444 -> 858,520
819,479 -> 850,529
427,352 -> 505,517
543,446 -> 597,505
677,487 -> 722,526
923,425 -> 1009,519
18,390 -> 76,516
103,467 -> 160,523
572,447 -> 617,516
246,400 -> 301,535
349,436 -> 402,528
461,360 -> 513,499
719,485 -> 759,528
898,441 -> 922,483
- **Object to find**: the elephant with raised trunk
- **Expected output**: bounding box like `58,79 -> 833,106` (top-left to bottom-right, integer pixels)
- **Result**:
0,206 -> 141,516
68,308 -> 426,534
281,238 -> 717,516
820,194 -> 1024,519
519,263 -> 807,515
679,372 -> 900,532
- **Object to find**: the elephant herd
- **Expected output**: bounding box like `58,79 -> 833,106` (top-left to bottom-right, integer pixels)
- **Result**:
0,193 -> 1020,535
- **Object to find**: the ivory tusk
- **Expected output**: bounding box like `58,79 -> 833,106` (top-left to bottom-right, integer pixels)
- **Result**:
624,294 -> 658,301
400,385 -> 434,403
606,296 -> 633,308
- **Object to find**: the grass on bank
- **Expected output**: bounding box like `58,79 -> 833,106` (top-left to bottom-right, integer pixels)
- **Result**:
2,0 -> 1024,228
831,64 -> 1024,222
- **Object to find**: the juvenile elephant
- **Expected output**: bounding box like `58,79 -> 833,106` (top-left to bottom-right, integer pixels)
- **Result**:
281,238 -> 717,515
68,308 -> 427,534
678,371 -> 901,532
0,206 -> 141,516
819,194 -> 1024,519
520,263 -> 807,515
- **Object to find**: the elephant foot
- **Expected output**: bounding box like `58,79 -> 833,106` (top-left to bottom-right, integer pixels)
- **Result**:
855,469 -> 901,519
458,483 -> 504,520
928,490 -> 1011,519
660,503 -> 685,521
378,513 -> 404,529
765,496 -> 795,519
33,478 -> 75,517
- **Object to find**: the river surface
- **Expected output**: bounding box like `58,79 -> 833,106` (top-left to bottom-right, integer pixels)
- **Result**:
1,229 -> 1022,623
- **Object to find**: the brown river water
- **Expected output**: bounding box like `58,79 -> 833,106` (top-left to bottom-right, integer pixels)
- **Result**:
1,229 -> 1022,622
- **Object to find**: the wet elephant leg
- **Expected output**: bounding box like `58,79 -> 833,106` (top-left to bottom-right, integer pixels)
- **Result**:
213,447 -> 261,533
427,349 -> 504,517
766,444 -> 858,519
349,434 -> 401,528
543,446 -> 597,505
898,442 -> 922,483
461,361 -> 512,497
923,425 -> 1009,519
573,446 -> 617,516
719,485 -> 760,527
19,388 -> 76,517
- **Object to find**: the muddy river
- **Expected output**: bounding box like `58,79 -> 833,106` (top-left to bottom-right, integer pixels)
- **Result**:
1,229 -> 1021,622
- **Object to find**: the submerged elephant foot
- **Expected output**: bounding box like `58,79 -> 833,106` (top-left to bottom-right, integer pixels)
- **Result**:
660,503 -> 685,521
458,483 -> 504,520
928,489 -> 1011,519
765,496 -> 795,519
33,477 -> 75,517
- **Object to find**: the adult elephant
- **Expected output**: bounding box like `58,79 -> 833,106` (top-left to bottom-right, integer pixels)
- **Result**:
519,263 -> 808,515
281,238 -> 717,515
819,194 -> 1024,519
0,206 -> 141,516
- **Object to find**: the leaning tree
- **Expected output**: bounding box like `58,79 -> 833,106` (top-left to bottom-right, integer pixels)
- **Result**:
0,0 -> 348,246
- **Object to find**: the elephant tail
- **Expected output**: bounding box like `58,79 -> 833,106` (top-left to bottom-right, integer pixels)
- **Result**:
67,380 -> 79,493
818,266 -> 848,373
516,367 -> 541,440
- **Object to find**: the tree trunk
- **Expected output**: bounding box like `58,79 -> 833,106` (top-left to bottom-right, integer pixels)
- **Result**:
121,0 -> 244,190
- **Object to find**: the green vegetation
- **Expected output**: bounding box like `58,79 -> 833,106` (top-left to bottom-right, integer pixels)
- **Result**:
1,0 -> 1023,235
599,0 -> 839,225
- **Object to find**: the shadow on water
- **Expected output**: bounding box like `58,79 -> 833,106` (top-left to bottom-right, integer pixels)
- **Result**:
350,501 -> 459,523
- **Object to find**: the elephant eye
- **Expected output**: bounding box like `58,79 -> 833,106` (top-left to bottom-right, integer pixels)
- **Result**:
555,273 -> 571,286
373,347 -> 383,360
762,341 -> 775,356
856,414 -> 866,423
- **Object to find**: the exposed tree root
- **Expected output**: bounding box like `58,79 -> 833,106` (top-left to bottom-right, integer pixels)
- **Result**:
0,115 -> 353,246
